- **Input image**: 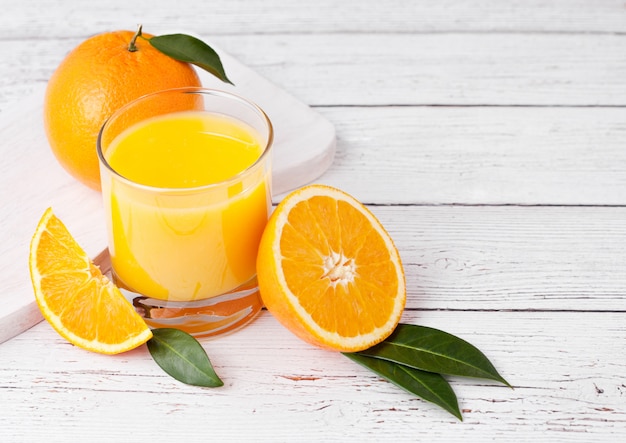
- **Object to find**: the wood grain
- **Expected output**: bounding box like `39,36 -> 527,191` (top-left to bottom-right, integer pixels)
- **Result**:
2,33 -> 625,108
316,106 -> 626,205
365,205 -> 626,312
1,0 -> 625,35
0,310 -> 624,442
0,0 -> 624,441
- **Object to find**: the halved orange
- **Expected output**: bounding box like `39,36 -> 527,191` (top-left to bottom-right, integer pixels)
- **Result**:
29,208 -> 152,354
256,184 -> 406,352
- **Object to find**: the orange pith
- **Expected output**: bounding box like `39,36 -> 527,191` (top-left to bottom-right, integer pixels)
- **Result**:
257,184 -> 406,352
43,30 -> 202,190
29,208 -> 152,354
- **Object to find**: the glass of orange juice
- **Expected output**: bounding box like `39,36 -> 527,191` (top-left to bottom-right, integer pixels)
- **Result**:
97,87 -> 273,337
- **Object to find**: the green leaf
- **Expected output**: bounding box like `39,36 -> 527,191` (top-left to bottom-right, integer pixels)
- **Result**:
147,328 -> 224,387
148,33 -> 233,84
344,352 -> 462,421
357,324 -> 510,387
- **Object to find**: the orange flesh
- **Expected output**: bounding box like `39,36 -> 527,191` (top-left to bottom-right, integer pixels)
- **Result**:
280,196 -> 399,338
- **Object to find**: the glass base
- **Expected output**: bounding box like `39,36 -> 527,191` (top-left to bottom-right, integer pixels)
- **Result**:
129,278 -> 263,338
94,248 -> 262,338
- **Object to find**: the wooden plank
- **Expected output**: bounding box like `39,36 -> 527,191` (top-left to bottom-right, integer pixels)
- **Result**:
362,205 -> 626,312
5,203 -> 624,341
0,310 -> 624,441
1,0 -> 625,35
316,106 -> 626,205
217,33 -> 626,107
337,106 -> 626,203
1,32 -> 624,109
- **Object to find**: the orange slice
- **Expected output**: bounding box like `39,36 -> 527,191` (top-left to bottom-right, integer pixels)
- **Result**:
29,208 -> 152,354
257,184 -> 406,352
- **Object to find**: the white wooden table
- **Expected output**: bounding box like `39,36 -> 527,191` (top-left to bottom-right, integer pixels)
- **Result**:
1,1 -> 625,441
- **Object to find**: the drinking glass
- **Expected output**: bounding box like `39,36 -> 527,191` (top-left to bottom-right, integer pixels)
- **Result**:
97,87 -> 273,337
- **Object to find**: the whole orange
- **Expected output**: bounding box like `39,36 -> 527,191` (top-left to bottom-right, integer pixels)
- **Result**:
43,30 -> 202,190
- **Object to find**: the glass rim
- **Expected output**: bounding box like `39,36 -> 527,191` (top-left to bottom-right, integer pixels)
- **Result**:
96,87 -> 274,194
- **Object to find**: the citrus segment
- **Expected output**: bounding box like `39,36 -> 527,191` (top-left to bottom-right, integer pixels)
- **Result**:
29,208 -> 152,354
257,184 -> 406,352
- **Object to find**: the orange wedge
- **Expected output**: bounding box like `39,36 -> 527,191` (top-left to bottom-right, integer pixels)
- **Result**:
257,184 -> 406,352
29,208 -> 152,354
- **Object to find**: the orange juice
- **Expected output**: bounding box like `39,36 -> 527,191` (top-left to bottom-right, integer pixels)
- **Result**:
101,110 -> 271,302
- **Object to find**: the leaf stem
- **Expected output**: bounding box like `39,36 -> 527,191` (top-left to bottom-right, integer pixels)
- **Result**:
128,25 -> 143,52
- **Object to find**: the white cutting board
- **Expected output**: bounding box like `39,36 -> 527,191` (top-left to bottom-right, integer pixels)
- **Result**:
0,48 -> 336,344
